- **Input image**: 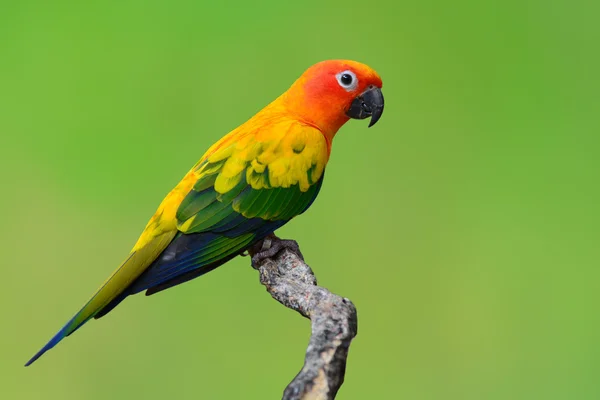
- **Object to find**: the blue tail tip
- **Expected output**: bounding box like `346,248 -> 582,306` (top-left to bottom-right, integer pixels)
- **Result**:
25,346 -> 49,367
25,331 -> 65,367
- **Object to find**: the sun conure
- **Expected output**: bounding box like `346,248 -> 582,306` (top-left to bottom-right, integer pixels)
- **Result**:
26,59 -> 384,366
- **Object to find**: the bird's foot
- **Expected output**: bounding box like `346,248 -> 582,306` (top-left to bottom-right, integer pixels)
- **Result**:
251,235 -> 304,267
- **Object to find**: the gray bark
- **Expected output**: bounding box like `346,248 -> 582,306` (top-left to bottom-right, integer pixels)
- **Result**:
249,236 -> 358,400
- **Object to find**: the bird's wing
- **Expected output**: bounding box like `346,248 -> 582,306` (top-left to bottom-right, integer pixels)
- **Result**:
122,119 -> 329,295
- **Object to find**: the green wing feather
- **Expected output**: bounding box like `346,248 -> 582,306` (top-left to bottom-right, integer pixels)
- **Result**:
177,120 -> 329,232
125,121 -> 329,294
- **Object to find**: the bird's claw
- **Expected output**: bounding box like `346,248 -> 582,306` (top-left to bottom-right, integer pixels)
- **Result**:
251,238 -> 304,268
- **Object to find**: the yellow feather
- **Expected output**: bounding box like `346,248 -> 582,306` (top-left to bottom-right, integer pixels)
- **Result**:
220,155 -> 247,178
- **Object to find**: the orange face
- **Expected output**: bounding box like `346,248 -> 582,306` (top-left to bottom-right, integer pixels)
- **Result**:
283,60 -> 384,137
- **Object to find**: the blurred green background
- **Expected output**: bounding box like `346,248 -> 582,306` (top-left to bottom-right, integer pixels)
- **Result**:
1,0 -> 599,399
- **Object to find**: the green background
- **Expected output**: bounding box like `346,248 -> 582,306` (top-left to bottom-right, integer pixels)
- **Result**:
1,0 -> 598,399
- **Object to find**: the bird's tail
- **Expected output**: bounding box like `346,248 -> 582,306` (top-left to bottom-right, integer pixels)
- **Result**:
25,228 -> 177,367
25,253 -> 137,366
24,305 -> 95,366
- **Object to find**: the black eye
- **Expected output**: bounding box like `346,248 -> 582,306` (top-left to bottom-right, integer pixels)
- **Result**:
340,73 -> 353,86
336,70 -> 358,90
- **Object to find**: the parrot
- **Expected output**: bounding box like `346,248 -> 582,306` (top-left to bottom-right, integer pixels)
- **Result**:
25,59 -> 384,366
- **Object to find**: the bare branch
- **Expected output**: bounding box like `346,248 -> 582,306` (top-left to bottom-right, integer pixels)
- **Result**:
249,235 -> 358,400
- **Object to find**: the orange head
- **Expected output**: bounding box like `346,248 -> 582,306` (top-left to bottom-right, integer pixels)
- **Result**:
281,60 -> 384,140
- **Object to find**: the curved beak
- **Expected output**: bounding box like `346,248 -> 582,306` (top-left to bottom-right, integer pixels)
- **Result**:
345,86 -> 385,127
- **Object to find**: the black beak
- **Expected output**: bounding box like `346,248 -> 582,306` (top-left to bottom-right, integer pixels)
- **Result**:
346,86 -> 384,127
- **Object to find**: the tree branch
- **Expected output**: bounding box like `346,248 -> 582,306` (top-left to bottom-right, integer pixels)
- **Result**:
248,235 -> 358,400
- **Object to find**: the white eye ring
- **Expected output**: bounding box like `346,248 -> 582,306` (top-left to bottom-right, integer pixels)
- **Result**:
336,70 -> 358,91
